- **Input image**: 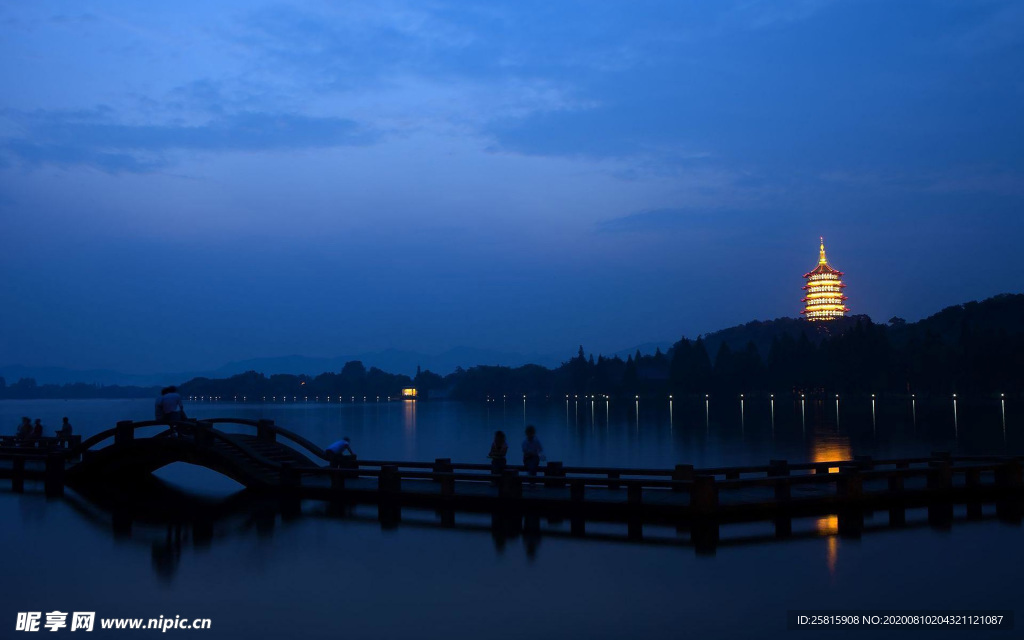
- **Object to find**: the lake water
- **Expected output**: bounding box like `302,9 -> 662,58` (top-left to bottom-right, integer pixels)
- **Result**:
1,397 -> 1021,639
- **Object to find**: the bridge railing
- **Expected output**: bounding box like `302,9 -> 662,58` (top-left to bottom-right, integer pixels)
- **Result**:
52,419 -> 1024,516
72,417 -> 331,465
285,452 -> 1024,516
198,418 -> 331,462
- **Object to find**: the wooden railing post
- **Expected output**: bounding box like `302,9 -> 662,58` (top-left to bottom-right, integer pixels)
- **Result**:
996,461 -> 1023,523
441,475 -> 455,497
928,461 -> 954,528
672,464 -> 693,492
279,462 -> 300,489
338,456 -> 358,478
45,453 -> 64,497
888,473 -> 904,492
433,458 -> 452,482
627,483 -> 643,506
838,467 -> 863,501
379,465 -> 400,494
769,460 -> 790,501
608,471 -> 621,490
691,475 -> 718,514
499,469 -> 522,500
330,470 -> 346,492
544,461 -> 565,488
570,478 -> 585,503
927,460 -> 953,492
257,419 -> 277,442
965,468 -> 981,489
996,461 -> 1022,490
769,460 -> 790,476
115,420 -> 134,446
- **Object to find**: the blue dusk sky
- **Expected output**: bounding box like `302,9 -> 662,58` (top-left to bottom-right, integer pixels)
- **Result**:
1,0 -> 1023,373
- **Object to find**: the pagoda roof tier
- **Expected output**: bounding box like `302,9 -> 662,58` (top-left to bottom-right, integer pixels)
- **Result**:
803,237 -> 844,278
803,263 -> 844,278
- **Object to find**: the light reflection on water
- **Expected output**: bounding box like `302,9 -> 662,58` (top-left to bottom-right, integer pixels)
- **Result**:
1,396 -> 1021,468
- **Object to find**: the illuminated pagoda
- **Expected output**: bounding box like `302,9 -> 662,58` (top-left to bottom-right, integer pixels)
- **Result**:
801,237 -> 849,321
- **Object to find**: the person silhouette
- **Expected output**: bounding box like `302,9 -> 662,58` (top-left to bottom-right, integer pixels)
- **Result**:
159,386 -> 187,422
521,425 -> 544,485
325,436 -> 355,467
488,430 -> 508,479
16,417 -> 32,439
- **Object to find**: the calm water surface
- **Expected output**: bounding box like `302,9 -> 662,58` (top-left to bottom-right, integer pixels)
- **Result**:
0,397 -> 1021,639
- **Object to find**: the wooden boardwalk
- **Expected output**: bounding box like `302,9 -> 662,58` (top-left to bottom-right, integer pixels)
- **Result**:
1,418 -> 1022,545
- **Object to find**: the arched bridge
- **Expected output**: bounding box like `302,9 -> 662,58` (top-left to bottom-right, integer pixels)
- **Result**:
66,418 -> 330,489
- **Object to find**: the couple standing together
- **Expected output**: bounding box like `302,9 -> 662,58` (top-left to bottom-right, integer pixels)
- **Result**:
488,425 -> 544,476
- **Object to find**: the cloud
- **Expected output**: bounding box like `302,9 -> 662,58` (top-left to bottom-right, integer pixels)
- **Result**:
596,208 -> 698,233
0,108 -> 377,173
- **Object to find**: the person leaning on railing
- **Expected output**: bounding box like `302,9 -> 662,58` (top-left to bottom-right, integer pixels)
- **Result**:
325,437 -> 355,468
56,417 -> 73,445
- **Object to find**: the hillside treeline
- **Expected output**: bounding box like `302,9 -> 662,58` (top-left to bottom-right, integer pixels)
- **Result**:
2,294 -> 1021,400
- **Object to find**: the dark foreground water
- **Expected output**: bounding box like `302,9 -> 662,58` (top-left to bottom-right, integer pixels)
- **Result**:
0,396 -> 1021,639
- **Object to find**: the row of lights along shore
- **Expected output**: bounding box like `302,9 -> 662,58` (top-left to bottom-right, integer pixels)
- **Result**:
190,393 -> 1008,402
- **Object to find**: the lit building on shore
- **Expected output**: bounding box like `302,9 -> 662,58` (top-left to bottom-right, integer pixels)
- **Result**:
802,237 -> 849,321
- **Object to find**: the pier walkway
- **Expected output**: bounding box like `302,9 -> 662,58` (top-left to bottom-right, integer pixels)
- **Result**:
1,418 -> 1021,537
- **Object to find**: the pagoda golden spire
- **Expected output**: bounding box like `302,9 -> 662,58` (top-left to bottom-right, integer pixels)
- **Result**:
819,236 -> 827,265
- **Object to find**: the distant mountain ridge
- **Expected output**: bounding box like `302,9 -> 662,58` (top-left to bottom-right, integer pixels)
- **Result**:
2,344 -> 664,387
4,294 -> 1020,389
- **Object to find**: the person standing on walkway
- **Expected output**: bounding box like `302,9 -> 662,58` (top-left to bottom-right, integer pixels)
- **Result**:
488,430 -> 508,479
521,425 -> 544,484
16,417 -> 32,439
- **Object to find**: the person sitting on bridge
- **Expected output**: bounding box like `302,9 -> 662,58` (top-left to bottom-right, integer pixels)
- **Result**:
57,417 -> 73,439
521,425 -> 544,485
16,417 -> 32,440
488,430 -> 508,479
325,437 -> 355,467
158,386 -> 187,423
31,419 -> 44,439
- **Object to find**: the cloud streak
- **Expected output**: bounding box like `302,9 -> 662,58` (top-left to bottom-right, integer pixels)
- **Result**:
1,108 -> 377,172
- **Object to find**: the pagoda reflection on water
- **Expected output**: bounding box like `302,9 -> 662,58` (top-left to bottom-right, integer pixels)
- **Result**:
802,237 -> 849,321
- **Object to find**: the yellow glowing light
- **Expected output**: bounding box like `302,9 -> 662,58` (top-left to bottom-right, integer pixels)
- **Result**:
802,237 -> 849,321
402,388 -> 418,398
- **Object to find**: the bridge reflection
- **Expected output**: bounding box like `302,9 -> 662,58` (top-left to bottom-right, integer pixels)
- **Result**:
39,479 -> 1023,583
